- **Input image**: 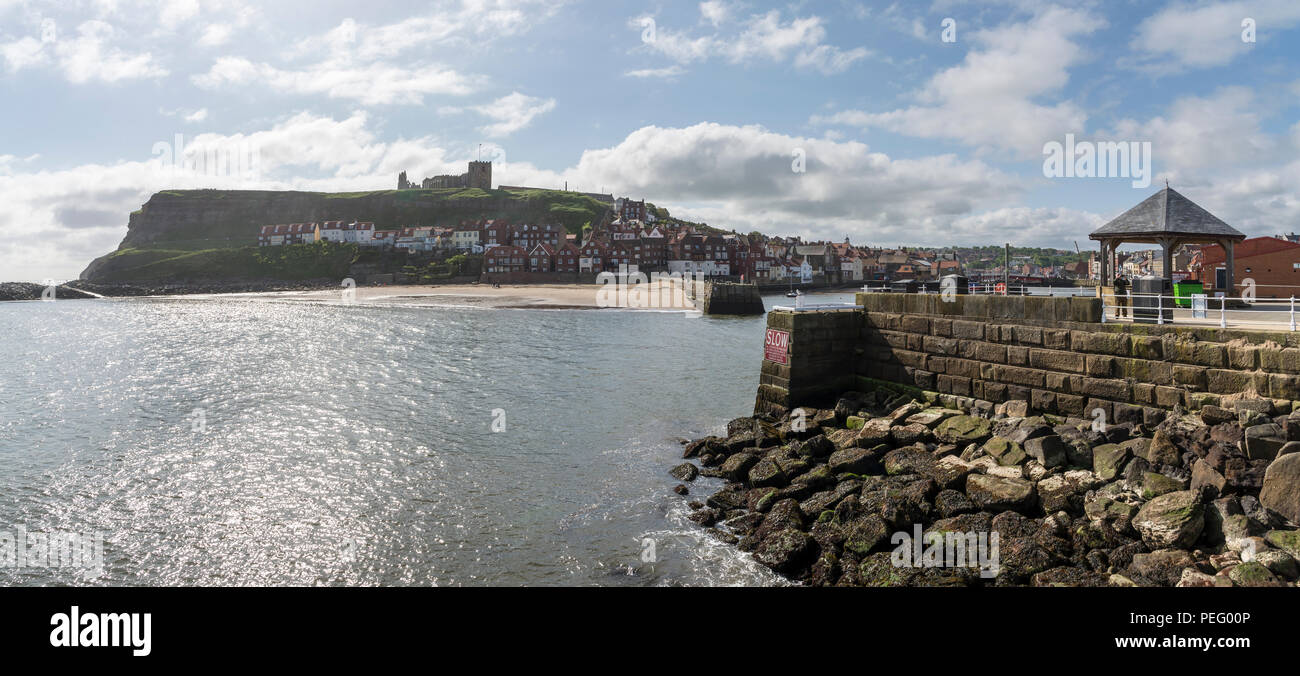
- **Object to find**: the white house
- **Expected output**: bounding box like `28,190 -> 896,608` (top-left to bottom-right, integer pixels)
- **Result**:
667,260 -> 730,277
319,221 -> 375,244
453,228 -> 481,251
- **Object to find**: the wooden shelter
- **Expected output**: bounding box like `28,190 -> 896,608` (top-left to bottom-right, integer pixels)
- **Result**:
1089,186 -> 1245,294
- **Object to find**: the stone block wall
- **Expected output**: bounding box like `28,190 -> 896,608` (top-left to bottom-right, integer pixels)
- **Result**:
756,292 -> 1300,421
755,309 -> 861,417
702,282 -> 765,315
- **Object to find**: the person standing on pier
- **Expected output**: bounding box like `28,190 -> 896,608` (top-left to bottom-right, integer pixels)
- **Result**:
1113,273 -> 1129,318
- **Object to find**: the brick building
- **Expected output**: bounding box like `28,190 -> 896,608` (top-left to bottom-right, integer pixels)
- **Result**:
484,245 -> 526,273
1200,237 -> 1300,298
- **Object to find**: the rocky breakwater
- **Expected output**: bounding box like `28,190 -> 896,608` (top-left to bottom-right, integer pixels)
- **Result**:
0,282 -> 98,302
670,389 -> 1300,587
64,279 -> 341,297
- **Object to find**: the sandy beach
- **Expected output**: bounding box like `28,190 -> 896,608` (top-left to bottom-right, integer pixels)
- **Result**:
182,281 -> 701,311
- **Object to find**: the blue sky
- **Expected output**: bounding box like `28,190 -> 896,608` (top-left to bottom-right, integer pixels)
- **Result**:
2,0 -> 1300,281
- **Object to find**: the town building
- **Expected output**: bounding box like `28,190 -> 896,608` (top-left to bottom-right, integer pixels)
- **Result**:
554,243 -> 580,273
1199,237 -> 1300,298
318,221 -> 375,244
484,245 -> 526,274
258,223 -> 319,246
527,243 -> 556,272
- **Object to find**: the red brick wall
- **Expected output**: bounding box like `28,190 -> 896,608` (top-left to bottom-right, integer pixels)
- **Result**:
1201,239 -> 1300,298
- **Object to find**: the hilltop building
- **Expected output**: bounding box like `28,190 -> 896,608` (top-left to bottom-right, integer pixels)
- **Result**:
399,161 -> 492,190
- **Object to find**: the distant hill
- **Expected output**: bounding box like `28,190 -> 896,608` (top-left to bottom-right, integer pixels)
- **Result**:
80,187 -> 612,282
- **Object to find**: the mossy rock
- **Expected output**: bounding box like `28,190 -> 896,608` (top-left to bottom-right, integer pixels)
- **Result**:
1228,561 -> 1280,587
935,415 -> 991,444
983,436 -> 1027,466
1141,472 -> 1185,500
1265,530 -> 1300,559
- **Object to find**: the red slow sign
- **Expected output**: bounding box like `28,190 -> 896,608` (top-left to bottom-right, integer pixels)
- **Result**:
764,329 -> 791,365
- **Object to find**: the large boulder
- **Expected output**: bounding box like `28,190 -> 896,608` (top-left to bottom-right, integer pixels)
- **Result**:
1244,423 -> 1287,461
966,474 -> 1037,513
1133,490 -> 1205,549
882,446 -> 937,476
753,528 -> 816,575
841,514 -> 891,556
983,437 -> 1027,466
935,415 -> 992,445
905,408 -> 958,429
669,462 -> 699,482
795,434 -> 835,458
1144,430 -> 1183,466
1227,561 -> 1282,587
1265,530 -> 1300,559
1093,443 -> 1131,481
1142,472 -> 1186,500
719,452 -> 760,481
748,457 -> 788,488
1259,452 -> 1300,524
1024,435 -> 1068,469
828,446 -> 882,475
1190,459 -> 1227,495
1130,549 -> 1195,587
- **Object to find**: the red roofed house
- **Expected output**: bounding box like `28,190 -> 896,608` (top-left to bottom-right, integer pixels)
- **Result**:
579,241 -> 609,273
554,243 -> 580,273
528,243 -> 556,272
484,245 -> 526,274
258,223 -> 318,246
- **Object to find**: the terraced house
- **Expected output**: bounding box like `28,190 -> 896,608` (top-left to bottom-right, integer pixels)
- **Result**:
484,245 -> 526,274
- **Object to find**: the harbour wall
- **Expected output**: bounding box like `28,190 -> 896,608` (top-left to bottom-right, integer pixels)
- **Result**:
702,282 -> 765,315
756,292 -> 1300,420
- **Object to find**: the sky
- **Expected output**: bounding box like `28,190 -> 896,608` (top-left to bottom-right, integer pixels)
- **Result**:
2,0 -> 1299,282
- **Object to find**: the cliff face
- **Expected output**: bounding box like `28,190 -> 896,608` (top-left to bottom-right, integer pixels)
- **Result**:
80,188 -> 611,282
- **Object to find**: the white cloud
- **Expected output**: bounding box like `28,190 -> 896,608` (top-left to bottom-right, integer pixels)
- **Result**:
1108,86 -> 1273,174
194,1 -> 565,104
636,9 -> 870,74
192,56 -> 475,105
948,207 -> 1104,249
474,92 -> 556,137
812,6 -> 1103,156
199,23 -> 232,47
699,1 -> 733,27
0,36 -> 47,72
554,122 -> 1021,243
157,0 -> 199,30
2,18 -> 166,82
55,20 -> 167,83
624,65 -> 685,78
185,108 -> 208,123
1131,0 -> 1300,72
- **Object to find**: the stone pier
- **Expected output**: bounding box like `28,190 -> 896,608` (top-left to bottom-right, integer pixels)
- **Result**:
702,282 -> 765,315
756,292 -> 1300,421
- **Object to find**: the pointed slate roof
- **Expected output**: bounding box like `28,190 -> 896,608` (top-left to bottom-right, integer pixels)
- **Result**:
1089,187 -> 1245,240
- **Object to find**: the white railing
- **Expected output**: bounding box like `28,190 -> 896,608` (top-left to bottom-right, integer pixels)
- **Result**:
1101,291 -> 1300,330
860,283 -> 1090,297
772,302 -> 860,312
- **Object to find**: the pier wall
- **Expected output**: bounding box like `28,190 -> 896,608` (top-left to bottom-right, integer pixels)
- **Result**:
756,293 -> 1300,420
702,282 -> 765,315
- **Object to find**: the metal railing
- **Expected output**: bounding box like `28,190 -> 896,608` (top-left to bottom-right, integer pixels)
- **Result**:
1102,291 -> 1300,330
860,284 -> 1091,297
771,303 -> 860,312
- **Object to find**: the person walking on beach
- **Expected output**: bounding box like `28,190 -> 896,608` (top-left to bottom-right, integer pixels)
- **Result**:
1113,273 -> 1129,318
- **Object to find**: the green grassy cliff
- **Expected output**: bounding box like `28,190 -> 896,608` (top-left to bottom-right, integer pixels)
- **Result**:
81,187 -> 612,282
